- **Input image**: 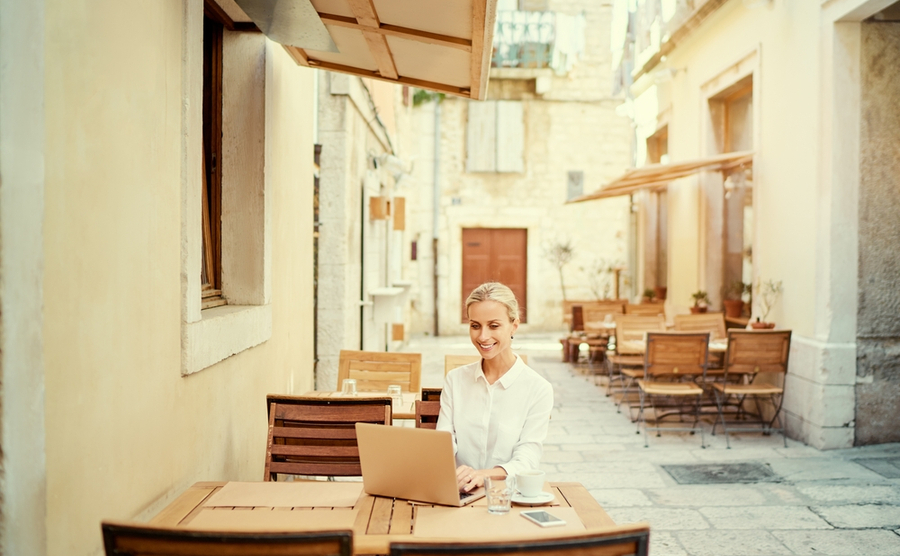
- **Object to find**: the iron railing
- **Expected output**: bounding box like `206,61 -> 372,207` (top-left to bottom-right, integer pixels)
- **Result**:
491,10 -> 556,69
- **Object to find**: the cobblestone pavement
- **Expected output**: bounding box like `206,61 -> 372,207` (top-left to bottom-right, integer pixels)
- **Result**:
403,333 -> 900,556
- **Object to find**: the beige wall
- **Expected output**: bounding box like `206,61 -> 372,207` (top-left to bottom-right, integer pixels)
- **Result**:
40,2 -> 315,554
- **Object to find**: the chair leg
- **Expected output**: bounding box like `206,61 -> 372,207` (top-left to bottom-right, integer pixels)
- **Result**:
640,389 -> 649,448
694,394 -> 706,449
714,389 -> 732,449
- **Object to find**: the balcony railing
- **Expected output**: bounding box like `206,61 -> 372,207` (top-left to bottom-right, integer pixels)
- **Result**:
491,10 -> 584,74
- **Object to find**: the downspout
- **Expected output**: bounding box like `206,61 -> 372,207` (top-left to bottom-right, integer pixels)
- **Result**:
432,101 -> 441,336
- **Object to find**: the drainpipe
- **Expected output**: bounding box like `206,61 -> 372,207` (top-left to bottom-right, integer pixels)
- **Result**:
432,101 -> 441,336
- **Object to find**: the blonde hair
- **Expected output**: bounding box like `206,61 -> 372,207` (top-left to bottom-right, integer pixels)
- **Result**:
465,282 -> 520,323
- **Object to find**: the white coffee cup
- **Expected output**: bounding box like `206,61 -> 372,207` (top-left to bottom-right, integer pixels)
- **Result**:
517,469 -> 546,498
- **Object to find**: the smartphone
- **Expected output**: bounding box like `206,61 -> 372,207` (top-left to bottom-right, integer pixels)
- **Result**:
520,510 -> 566,527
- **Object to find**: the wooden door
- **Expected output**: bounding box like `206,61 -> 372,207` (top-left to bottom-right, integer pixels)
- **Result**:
461,228 -> 527,323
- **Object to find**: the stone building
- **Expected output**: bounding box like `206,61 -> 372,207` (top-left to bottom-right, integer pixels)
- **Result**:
575,0 -> 900,449
402,0 -> 635,336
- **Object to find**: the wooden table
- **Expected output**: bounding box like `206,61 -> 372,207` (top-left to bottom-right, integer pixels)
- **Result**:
619,338 -> 728,355
150,481 -> 615,555
302,391 -> 419,420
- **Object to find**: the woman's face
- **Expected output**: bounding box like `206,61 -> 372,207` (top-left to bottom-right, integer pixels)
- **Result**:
468,300 -> 519,360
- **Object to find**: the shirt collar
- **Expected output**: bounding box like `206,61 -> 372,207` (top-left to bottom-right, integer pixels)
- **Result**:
475,355 -> 524,388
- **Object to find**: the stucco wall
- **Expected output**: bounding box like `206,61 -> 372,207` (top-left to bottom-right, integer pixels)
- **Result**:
41,2 -> 315,554
855,21 -> 900,445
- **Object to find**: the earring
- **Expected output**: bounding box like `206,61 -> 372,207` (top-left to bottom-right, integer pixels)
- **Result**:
511,335 -> 514,340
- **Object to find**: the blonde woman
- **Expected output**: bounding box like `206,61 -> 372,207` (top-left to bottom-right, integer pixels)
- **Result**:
436,282 -> 554,493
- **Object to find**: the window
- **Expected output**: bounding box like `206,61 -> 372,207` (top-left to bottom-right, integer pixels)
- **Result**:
567,171 -> 584,200
202,13 -> 225,309
466,101 -> 524,173
180,1 -> 272,375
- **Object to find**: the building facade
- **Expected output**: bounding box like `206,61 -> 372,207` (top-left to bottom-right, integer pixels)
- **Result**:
601,0 -> 900,448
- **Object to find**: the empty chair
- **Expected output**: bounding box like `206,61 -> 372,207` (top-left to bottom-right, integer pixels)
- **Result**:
625,303 -> 665,316
389,523 -> 649,556
415,400 -> 441,429
338,350 -> 422,393
101,521 -> 352,556
673,312 -> 727,340
264,395 -> 392,481
607,315 -> 666,409
421,387 -> 443,401
711,329 -> 792,448
637,332 -> 709,447
444,354 -> 528,375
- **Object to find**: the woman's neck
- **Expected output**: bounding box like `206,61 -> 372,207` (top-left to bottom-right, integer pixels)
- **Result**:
481,351 -> 517,384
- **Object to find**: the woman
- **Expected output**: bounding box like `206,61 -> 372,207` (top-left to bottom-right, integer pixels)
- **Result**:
436,282 -> 554,493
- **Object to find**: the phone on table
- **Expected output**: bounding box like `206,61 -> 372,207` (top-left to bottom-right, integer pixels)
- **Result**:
520,509 -> 566,527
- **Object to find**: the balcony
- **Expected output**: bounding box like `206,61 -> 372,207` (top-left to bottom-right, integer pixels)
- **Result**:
490,10 -> 584,77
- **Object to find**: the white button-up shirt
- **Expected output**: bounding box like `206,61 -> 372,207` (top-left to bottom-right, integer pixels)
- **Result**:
436,355 -> 554,478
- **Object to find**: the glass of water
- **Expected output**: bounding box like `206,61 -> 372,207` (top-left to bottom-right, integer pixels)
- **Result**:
340,378 -> 357,396
387,384 -> 402,408
484,476 -> 515,515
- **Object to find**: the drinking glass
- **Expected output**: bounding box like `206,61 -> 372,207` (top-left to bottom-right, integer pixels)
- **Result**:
387,384 -> 402,408
484,476 -> 515,515
340,378 -> 357,396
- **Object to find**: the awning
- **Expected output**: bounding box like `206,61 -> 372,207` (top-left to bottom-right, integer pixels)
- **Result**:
221,0 -> 498,101
567,150 -> 754,204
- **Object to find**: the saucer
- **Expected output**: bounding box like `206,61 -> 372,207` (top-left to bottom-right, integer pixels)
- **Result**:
512,491 -> 555,505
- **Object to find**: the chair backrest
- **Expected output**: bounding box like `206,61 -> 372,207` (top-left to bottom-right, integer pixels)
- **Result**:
625,303 -> 665,316
264,395 -> 392,480
415,400 -> 441,429
562,299 -> 594,328
444,354 -> 529,375
338,350 -> 422,393
421,387 -> 443,401
102,521 -> 352,556
615,314 -> 667,353
389,523 -> 650,556
673,312 -> 727,340
571,305 -> 585,332
724,329 -> 792,378
644,332 -> 710,379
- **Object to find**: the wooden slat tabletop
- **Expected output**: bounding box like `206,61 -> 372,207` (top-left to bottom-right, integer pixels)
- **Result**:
302,391 -> 418,420
149,481 -> 615,555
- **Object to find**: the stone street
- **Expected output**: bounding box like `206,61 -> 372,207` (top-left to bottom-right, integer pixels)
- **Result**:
404,333 -> 900,556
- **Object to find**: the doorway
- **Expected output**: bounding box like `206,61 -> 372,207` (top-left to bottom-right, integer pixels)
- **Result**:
461,228 -> 528,323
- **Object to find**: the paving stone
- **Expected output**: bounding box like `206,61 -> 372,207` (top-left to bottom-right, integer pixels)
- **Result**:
539,450 -> 584,463
796,484 -> 900,504
588,488 -> 653,507
700,506 -> 833,530
772,529 -> 900,555
562,471 -> 668,490
607,507 -> 710,530
649,531 -> 689,556
646,485 -> 768,507
675,530 -> 793,555
557,461 -> 658,474
812,504 -> 900,529
768,458 -> 886,482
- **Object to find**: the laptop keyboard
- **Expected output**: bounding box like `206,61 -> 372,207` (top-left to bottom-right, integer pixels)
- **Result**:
459,491 -> 474,501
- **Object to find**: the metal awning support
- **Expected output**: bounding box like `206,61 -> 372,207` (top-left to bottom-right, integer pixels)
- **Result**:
566,150 -> 754,203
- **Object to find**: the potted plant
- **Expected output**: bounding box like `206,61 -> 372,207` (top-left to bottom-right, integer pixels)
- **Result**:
690,290 -> 710,314
723,281 -> 750,318
751,278 -> 783,329
654,286 -> 668,301
642,288 -> 657,304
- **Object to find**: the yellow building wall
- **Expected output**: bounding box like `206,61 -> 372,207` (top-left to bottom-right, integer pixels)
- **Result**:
42,2 -> 315,554
637,0 -> 820,335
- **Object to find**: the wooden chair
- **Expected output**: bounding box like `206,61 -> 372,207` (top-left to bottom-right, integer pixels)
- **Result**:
389,523 -> 650,556
415,400 -> 441,429
637,332 -> 709,448
583,301 -> 625,336
338,350 -> 422,393
562,299 -> 594,330
673,312 -> 727,340
625,303 -> 665,316
711,330 -> 792,448
102,521 -> 352,556
608,315 -> 666,410
421,387 -> 443,401
264,395 -> 392,481
444,354 -> 528,375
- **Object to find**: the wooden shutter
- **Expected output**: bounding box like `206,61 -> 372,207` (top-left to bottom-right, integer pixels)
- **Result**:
466,101 -> 497,172
496,101 -> 524,173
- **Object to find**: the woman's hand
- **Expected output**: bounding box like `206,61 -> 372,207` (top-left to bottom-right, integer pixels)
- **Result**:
455,465 -> 482,492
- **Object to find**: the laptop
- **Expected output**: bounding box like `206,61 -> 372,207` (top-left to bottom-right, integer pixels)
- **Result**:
355,422 -> 485,506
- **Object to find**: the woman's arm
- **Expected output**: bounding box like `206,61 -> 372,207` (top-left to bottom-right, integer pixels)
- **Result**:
498,380 -> 554,478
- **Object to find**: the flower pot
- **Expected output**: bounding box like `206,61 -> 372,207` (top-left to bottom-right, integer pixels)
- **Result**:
690,306 -> 708,314
750,321 -> 776,329
723,299 -> 744,318
654,286 -> 667,301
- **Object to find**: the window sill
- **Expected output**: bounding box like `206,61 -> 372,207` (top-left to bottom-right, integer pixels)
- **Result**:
182,304 -> 272,375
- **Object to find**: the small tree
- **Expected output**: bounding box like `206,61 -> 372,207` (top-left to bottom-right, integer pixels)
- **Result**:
581,258 -> 622,300
754,278 -> 783,322
544,241 -> 575,301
